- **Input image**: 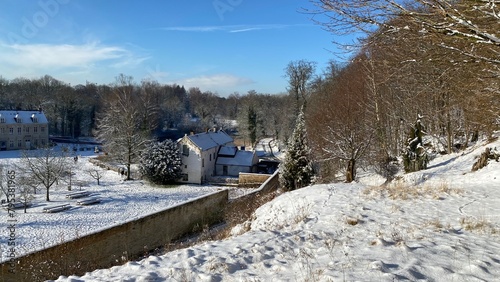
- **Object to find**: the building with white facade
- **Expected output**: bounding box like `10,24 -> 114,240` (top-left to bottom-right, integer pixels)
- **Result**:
177,130 -> 234,184
0,110 -> 49,150
177,129 -> 260,184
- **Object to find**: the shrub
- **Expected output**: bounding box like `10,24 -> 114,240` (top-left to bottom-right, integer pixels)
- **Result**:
139,139 -> 182,184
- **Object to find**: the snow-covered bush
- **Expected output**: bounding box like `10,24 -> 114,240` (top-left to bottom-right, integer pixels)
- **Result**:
139,140 -> 182,184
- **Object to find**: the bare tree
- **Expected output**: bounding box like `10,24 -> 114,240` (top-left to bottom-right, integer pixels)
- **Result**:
20,147 -> 69,201
308,59 -> 373,182
96,74 -> 158,180
86,167 -> 106,185
309,0 -> 500,63
17,183 -> 34,213
284,60 -> 316,115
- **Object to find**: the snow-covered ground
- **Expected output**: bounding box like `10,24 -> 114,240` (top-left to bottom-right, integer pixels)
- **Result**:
53,135 -> 500,281
0,146 -> 229,263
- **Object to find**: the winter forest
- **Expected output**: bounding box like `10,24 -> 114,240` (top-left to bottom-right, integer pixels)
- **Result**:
1,0 -> 499,184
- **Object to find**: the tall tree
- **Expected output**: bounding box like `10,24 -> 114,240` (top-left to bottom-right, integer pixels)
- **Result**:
279,108 -> 314,191
284,60 -> 316,115
96,74 -> 158,180
308,60 -> 373,182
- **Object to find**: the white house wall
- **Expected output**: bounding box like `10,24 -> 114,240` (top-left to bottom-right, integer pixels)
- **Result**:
178,138 -> 203,184
178,137 -> 219,184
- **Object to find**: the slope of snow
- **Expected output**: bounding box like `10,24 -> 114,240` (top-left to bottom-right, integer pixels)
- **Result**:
53,136 -> 500,281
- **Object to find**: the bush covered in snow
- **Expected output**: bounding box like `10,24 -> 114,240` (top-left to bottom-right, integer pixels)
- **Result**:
139,139 -> 182,184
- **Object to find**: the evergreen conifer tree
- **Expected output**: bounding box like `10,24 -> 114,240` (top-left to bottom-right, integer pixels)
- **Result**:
139,139 -> 182,184
403,114 -> 428,172
279,108 -> 314,190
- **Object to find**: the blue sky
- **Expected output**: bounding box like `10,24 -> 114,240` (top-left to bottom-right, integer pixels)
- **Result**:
0,0 -> 339,96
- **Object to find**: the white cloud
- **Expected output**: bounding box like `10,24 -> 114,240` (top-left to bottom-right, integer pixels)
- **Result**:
0,41 -> 148,84
0,42 -> 126,68
160,24 -> 309,33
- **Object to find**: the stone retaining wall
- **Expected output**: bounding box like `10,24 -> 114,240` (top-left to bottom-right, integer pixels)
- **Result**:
238,172 -> 273,187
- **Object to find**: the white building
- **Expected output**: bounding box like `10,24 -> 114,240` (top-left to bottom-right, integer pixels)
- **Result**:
177,129 -> 259,184
0,110 -> 49,150
177,130 -> 234,184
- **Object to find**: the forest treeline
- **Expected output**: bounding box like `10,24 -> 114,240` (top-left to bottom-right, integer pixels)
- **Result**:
0,74 -> 296,146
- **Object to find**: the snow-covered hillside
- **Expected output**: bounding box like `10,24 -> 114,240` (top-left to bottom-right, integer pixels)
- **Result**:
53,135 -> 500,281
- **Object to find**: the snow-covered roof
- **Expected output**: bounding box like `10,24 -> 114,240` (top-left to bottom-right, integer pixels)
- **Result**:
0,110 -> 48,124
186,130 -> 233,151
216,150 -> 256,166
218,146 -> 237,157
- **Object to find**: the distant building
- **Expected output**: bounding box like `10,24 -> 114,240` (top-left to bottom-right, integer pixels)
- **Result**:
0,110 -> 49,150
215,146 -> 259,176
177,129 -> 259,184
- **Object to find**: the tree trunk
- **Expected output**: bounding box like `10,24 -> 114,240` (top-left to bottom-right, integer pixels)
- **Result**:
346,159 -> 356,183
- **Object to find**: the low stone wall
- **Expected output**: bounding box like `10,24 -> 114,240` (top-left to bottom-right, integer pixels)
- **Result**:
235,170 -> 279,201
0,189 -> 228,282
238,172 -> 272,187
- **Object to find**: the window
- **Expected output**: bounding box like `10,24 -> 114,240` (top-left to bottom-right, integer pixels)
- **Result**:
182,144 -> 189,156
9,128 -> 13,135
41,126 -> 45,132
31,114 -> 38,123
9,141 -> 13,148
26,127 -> 30,133
17,140 -> 22,148
17,127 -> 21,134
202,158 -> 204,168
0,117 -> 5,123
209,154 -> 212,161
34,126 -> 38,133
182,174 -> 188,181
0,128 -> 4,134
184,165 -> 187,169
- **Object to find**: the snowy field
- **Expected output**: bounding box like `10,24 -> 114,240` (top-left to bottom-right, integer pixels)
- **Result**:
53,134 -> 500,281
0,146 -> 228,263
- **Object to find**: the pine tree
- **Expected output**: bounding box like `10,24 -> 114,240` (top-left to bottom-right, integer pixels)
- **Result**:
403,114 -> 428,172
279,108 -> 314,190
139,139 -> 182,184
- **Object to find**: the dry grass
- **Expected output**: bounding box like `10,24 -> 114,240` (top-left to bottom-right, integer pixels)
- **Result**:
424,218 -> 453,233
460,216 -> 499,235
363,181 -> 462,200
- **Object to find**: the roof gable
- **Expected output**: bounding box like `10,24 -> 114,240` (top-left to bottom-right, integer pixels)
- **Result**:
218,146 -> 237,157
186,130 -> 233,151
